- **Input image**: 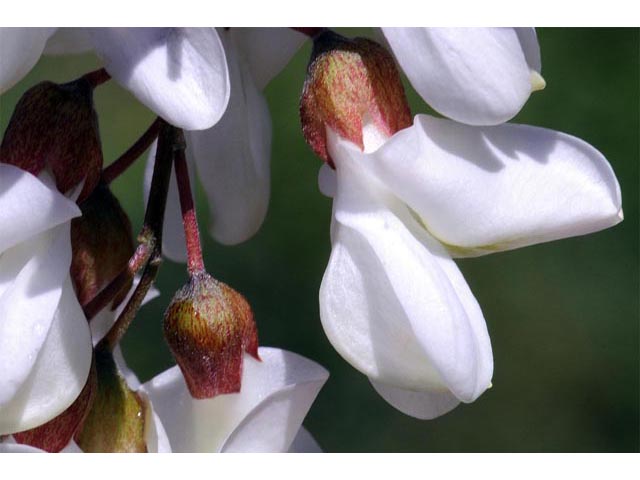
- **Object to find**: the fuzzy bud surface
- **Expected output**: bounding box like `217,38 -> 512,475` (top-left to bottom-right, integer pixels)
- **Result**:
300,30 -> 411,165
0,79 -> 103,201
70,181 -> 135,308
163,272 -> 260,399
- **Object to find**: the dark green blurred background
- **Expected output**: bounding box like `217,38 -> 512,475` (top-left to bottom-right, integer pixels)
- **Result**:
1,28 -> 638,452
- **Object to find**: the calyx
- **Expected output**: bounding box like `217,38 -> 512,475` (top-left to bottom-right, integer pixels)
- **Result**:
163,271 -> 260,399
300,30 -> 412,166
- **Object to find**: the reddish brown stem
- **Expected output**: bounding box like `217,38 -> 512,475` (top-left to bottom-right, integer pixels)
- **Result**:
97,253 -> 160,352
291,27 -> 326,38
174,133 -> 205,275
83,121 -> 176,324
102,118 -> 162,184
97,123 -> 177,350
82,68 -> 111,89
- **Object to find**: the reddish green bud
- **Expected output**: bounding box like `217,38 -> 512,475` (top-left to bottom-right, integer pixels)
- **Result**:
13,356 -> 97,453
75,348 -> 148,453
70,181 -> 135,308
163,271 -> 260,399
300,30 -> 412,166
0,78 -> 103,201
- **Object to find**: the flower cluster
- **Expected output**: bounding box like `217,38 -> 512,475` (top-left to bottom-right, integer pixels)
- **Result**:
0,27 -> 623,451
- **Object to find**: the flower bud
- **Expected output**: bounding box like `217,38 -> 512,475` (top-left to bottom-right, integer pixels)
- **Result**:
300,30 -> 412,165
0,78 -> 103,201
75,348 -> 148,452
163,271 -> 260,399
70,181 -> 135,308
13,356 -> 97,453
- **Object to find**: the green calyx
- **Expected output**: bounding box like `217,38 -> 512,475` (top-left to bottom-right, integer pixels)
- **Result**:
76,348 -> 148,453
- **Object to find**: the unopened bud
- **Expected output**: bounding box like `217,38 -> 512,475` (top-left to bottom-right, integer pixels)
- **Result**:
300,30 -> 412,165
75,348 -> 148,452
13,356 -> 97,453
71,181 -> 135,307
0,78 -> 103,201
163,271 -> 260,399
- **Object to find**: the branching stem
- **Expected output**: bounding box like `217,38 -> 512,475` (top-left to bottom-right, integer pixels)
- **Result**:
102,118 -> 162,184
94,122 -> 179,350
82,68 -> 111,89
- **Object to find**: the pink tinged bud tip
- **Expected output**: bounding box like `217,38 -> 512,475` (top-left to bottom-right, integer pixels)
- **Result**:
300,30 -> 412,166
163,271 -> 260,399
13,357 -> 97,453
0,79 -> 103,202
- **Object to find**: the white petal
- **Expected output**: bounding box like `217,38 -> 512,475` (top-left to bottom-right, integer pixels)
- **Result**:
320,131 -> 492,403
0,440 -> 43,453
318,163 -> 337,198
143,142 -> 193,263
221,385 -> 321,453
514,28 -> 541,74
190,32 -> 271,245
382,28 -> 535,125
135,385 -> 173,454
43,28 -> 93,55
366,114 -> 622,257
0,164 -> 80,255
370,379 -> 460,420
143,347 -> 328,452
142,398 -> 172,453
0,223 -> 75,406
0,27 -> 55,93
0,277 -> 92,434
287,427 -> 322,453
229,27 -> 306,90
88,28 -> 230,130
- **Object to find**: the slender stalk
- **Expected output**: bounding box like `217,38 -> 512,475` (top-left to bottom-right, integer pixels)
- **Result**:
143,122 -> 178,244
97,256 -> 160,352
173,132 -> 205,275
82,68 -> 111,89
102,118 -> 162,184
96,122 -> 178,350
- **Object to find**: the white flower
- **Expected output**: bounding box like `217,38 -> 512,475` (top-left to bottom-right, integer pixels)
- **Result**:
145,28 -> 306,258
3,284 -> 167,453
382,28 -> 544,126
0,28 -> 55,94
0,27 -> 230,130
1,343 -> 327,453
0,344 -> 171,453
318,115 -> 622,419
142,347 -> 328,452
0,164 -> 92,434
